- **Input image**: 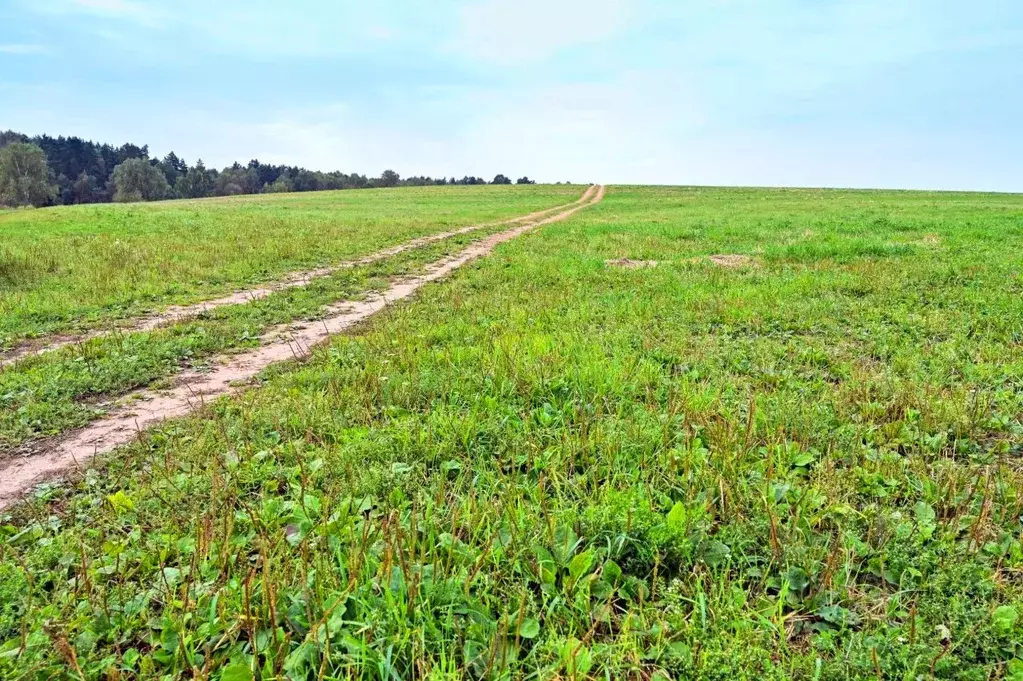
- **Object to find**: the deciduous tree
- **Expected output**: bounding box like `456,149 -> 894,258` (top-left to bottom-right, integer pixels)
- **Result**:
0,142 -> 57,207
71,172 -> 103,204
378,169 -> 400,187
175,160 -> 215,199
263,172 -> 294,193
111,157 -> 170,202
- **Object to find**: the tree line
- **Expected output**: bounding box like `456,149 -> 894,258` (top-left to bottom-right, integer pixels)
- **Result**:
0,130 -> 537,208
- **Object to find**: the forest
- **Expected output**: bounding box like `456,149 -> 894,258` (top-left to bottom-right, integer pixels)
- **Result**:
0,130 -> 536,207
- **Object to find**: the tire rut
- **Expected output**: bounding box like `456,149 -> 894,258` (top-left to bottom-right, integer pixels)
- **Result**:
0,185 -> 605,510
0,187 -> 596,369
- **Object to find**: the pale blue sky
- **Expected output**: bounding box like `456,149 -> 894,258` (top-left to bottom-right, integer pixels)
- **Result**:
2,0 -> 1021,190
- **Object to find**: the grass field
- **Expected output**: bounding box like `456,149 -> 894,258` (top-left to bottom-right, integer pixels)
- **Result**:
0,221 -> 546,451
2,185 -> 1023,679
0,185 -> 583,348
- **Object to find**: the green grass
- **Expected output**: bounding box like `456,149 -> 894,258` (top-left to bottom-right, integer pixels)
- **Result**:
0,184 -> 583,348
0,223 -> 517,450
3,185 -> 1023,679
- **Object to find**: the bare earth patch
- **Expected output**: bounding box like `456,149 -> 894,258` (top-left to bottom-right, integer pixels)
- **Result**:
706,254 -> 759,268
606,258 -> 658,269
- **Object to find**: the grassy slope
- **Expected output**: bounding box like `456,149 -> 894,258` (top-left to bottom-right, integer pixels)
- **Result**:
2,186 -> 1023,679
0,225 -> 517,450
0,185 -> 582,346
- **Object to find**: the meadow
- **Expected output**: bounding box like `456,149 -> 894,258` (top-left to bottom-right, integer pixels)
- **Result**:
0,184 -> 583,348
2,185 -> 1023,679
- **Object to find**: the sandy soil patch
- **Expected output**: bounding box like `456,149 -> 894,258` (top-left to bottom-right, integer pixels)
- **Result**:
605,258 -> 658,269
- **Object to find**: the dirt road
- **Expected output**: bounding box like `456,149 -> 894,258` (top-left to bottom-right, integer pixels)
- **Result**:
0,185 -> 605,510
0,186 -> 597,369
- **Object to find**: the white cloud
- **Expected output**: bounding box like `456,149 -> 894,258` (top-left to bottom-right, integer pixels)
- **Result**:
450,0 -> 634,63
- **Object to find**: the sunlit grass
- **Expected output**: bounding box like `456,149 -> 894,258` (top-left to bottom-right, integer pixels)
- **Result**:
0,184 -> 583,347
2,186 -> 1022,679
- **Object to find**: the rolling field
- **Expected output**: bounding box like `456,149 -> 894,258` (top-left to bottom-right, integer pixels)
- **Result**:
2,185 -> 1023,679
0,184 -> 583,349
0,186 -> 589,451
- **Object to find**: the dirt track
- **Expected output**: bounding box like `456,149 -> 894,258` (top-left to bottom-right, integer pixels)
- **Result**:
0,188 -> 596,369
0,185 -> 605,510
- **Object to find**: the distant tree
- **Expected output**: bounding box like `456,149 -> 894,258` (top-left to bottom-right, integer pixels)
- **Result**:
115,143 -> 149,165
55,173 -> 73,204
376,169 -> 400,188
247,159 -> 272,187
320,171 -> 345,190
175,160 -> 215,199
71,172 -> 103,204
0,142 -> 57,207
216,164 -> 259,195
157,152 -> 188,188
404,176 -> 439,187
0,130 -> 29,148
0,128 -> 539,206
516,176 -> 536,185
111,157 -> 170,202
346,173 -> 369,189
264,172 -> 294,194
293,168 -> 321,192
492,174 -> 512,185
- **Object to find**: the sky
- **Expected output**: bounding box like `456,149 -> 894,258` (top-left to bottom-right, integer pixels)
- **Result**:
1,0 -> 1022,190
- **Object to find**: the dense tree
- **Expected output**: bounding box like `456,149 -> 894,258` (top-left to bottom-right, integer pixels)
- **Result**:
319,172 -> 345,190
157,152 -> 188,188
492,174 -> 512,185
0,130 -> 29,148
111,157 -> 170,202
71,172 -> 103,204
516,176 -> 536,185
0,129 -> 537,207
216,164 -> 259,196
264,172 -> 294,193
175,160 -> 215,199
346,173 -> 370,189
0,142 -> 57,207
115,143 -> 149,166
292,169 -> 321,192
377,169 -> 400,188
454,176 -> 487,185
404,176 -> 442,187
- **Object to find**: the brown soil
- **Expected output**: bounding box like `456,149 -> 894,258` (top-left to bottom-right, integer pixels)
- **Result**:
605,258 -> 658,269
0,188 -> 596,369
706,254 -> 759,268
0,185 -> 605,510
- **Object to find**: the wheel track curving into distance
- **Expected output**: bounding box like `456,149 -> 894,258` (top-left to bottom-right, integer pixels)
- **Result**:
0,185 -> 598,369
0,185 -> 605,509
